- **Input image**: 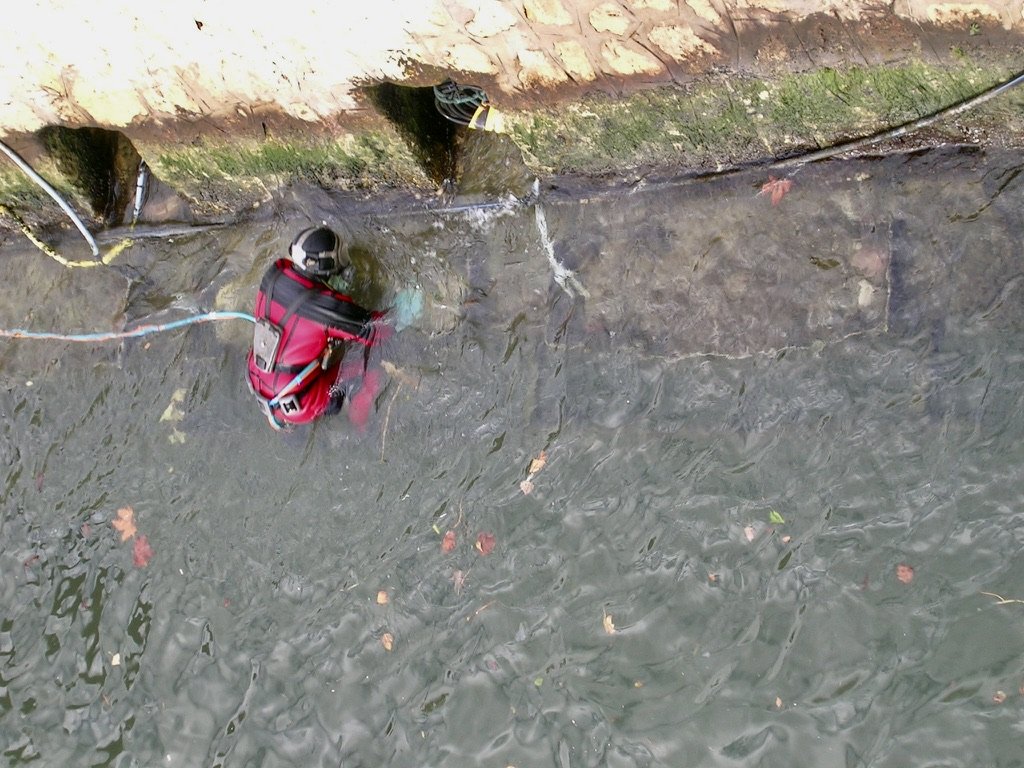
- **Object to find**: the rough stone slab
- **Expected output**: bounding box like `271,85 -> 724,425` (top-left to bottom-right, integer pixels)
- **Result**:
444,43 -> 500,74
684,0 -> 724,25
590,3 -> 635,35
523,0 -> 574,26
464,0 -> 520,38
555,41 -> 599,81
600,40 -> 666,76
648,24 -> 718,59
518,49 -> 570,86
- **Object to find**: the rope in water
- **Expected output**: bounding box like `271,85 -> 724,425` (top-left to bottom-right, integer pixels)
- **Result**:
0,310 -> 256,342
0,203 -> 131,268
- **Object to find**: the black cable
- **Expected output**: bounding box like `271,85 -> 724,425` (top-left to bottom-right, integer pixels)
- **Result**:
433,80 -> 489,127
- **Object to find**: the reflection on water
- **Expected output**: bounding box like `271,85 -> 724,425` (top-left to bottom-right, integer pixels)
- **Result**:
2,147 -> 1024,766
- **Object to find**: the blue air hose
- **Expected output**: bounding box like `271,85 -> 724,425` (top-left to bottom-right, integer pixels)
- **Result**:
0,310 -> 256,342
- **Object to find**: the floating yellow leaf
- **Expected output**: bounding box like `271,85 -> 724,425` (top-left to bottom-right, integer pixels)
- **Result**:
528,450 -> 547,475
112,507 -> 137,541
376,590 -> 389,605
603,613 -> 616,635
381,632 -> 394,651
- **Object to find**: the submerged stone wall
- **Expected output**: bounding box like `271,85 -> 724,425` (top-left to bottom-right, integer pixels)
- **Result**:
1,0 -> 1021,136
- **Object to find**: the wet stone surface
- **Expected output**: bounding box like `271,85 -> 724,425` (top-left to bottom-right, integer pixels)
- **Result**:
1,146 -> 1024,766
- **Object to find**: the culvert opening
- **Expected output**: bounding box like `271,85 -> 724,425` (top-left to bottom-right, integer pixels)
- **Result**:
364,79 -> 531,197
364,81 -> 463,186
36,126 -> 142,225
34,126 -> 190,228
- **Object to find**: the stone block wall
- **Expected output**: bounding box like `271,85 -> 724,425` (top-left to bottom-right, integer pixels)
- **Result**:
1,1 -> 1021,137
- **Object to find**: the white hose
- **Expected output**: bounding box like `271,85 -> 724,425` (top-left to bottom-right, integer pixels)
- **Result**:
0,138 -> 100,257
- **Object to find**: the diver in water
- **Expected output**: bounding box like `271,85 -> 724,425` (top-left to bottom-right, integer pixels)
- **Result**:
245,225 -> 389,431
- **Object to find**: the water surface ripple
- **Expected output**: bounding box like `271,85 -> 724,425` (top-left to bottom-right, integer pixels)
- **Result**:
2,147 -> 1024,767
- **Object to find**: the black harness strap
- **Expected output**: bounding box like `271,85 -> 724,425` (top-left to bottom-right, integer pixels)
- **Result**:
257,265 -> 325,376
258,266 -> 372,339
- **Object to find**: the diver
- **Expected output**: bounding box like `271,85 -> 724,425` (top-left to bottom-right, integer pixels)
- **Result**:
245,225 -> 389,431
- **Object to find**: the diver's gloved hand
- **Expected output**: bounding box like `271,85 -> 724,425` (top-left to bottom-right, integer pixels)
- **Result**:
325,265 -> 356,293
391,286 -> 424,332
347,368 -> 382,433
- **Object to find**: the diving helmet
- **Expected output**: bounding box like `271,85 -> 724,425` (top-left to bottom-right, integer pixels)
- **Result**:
289,226 -> 347,279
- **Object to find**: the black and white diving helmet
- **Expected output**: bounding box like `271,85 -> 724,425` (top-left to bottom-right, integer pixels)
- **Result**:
289,226 -> 347,279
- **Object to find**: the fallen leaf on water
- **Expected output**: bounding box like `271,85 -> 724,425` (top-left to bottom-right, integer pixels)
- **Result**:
132,535 -> 154,567
603,613 -> 616,635
744,525 -> 756,542
781,535 -> 792,544
760,176 -> 793,206
112,507 -> 137,541
520,479 -> 535,495
381,632 -> 394,652
376,590 -> 389,605
775,696 -> 783,709
896,563 -> 914,584
768,509 -> 785,525
475,532 -> 496,555
441,530 -> 457,553
528,450 -> 547,475
993,690 -> 1007,704
851,247 -> 889,280
380,360 -> 420,389
111,653 -> 121,667
35,473 -> 44,492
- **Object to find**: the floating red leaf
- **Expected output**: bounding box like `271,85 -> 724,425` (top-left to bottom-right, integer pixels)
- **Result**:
133,535 -> 154,567
441,530 -> 457,553
895,563 -> 914,584
475,532 -> 496,555
347,369 -> 382,433
760,176 -> 793,206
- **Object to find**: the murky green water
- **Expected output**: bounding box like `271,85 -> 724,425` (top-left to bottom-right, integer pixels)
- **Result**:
2,146 -> 1024,767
